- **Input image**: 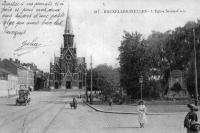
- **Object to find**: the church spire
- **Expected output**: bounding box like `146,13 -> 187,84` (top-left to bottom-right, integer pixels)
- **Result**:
63,4 -> 74,48
64,6 -> 73,35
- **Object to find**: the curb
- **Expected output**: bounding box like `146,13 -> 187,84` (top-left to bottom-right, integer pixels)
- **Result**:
83,101 -> 177,115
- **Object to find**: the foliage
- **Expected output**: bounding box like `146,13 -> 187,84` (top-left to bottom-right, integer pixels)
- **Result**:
118,20 -> 200,98
118,31 -> 151,98
86,64 -> 120,96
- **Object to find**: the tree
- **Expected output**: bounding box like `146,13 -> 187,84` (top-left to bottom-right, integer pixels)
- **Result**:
163,21 -> 200,96
86,64 -> 120,97
94,64 -> 120,96
118,31 -> 150,98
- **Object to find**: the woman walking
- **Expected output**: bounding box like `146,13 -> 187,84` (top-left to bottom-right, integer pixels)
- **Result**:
137,100 -> 147,128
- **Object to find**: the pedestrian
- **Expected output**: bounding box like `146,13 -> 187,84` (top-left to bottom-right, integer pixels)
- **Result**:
73,97 -> 78,109
184,103 -> 199,133
137,100 -> 147,128
108,98 -> 113,110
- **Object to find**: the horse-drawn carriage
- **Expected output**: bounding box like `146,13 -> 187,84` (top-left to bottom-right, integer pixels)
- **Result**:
70,98 -> 78,109
16,88 -> 31,106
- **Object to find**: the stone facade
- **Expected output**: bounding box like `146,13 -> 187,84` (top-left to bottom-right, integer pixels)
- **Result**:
0,59 -> 35,91
165,70 -> 189,99
0,68 -> 18,97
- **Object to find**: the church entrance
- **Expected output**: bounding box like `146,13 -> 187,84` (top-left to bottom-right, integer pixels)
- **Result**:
55,82 -> 59,89
66,81 -> 71,89
79,82 -> 82,89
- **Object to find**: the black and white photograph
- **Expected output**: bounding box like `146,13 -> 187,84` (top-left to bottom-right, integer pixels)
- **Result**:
0,0 -> 200,132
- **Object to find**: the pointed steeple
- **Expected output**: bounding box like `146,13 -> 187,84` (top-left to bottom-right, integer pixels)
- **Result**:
63,4 -> 74,48
64,6 -> 73,35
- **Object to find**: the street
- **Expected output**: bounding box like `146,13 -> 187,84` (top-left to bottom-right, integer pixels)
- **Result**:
0,89 -> 193,133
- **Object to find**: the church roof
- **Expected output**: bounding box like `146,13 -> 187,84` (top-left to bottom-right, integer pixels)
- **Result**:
64,7 -> 73,35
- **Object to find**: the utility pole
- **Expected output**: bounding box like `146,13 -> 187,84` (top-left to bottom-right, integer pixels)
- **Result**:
90,56 -> 93,104
26,68 -> 29,89
193,29 -> 198,106
85,71 -> 88,102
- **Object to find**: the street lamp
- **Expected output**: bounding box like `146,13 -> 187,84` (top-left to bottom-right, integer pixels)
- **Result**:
193,29 -> 198,106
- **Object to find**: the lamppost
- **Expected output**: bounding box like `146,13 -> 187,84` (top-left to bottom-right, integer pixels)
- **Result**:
193,29 -> 198,106
139,75 -> 143,100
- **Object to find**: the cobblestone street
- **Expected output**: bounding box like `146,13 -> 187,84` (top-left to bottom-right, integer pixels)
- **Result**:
0,89 -> 194,133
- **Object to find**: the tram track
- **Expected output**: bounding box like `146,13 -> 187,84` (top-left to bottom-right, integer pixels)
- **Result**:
41,105 -> 64,133
0,90 -> 72,133
12,98 -> 66,133
0,96 -> 61,132
11,102 -> 60,133
0,103 -> 52,132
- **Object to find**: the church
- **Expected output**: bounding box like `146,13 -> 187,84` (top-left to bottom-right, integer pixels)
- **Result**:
49,9 -> 87,89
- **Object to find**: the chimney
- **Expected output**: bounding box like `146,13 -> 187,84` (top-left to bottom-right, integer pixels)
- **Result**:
9,58 -> 12,62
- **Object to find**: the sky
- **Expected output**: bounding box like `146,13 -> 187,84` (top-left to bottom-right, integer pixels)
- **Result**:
0,0 -> 200,72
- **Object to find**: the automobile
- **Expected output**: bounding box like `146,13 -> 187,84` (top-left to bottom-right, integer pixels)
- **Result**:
16,89 -> 31,106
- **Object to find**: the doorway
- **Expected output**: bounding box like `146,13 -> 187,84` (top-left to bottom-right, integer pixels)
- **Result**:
66,81 -> 71,89
55,82 -> 59,89
79,82 -> 82,89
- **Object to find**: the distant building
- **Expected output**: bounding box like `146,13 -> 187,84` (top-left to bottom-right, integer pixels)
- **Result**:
0,67 -> 18,97
49,8 -> 87,89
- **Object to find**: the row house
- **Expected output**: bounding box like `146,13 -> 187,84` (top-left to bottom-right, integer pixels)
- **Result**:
0,59 -> 35,96
0,68 -> 18,97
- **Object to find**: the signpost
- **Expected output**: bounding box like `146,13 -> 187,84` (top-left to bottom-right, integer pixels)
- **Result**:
139,75 -> 143,100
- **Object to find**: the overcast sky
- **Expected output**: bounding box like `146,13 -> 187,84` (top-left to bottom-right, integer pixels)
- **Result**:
0,0 -> 200,72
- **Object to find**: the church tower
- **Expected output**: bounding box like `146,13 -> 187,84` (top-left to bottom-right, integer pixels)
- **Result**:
63,8 -> 74,48
49,6 -> 86,90
60,7 -> 76,89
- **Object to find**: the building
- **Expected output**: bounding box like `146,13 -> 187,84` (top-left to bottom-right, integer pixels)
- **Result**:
0,59 -> 34,90
49,9 -> 87,89
0,66 -> 18,97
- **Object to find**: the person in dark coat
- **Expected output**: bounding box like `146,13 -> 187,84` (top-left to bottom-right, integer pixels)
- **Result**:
108,98 -> 113,110
184,103 -> 198,133
72,97 -> 78,109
